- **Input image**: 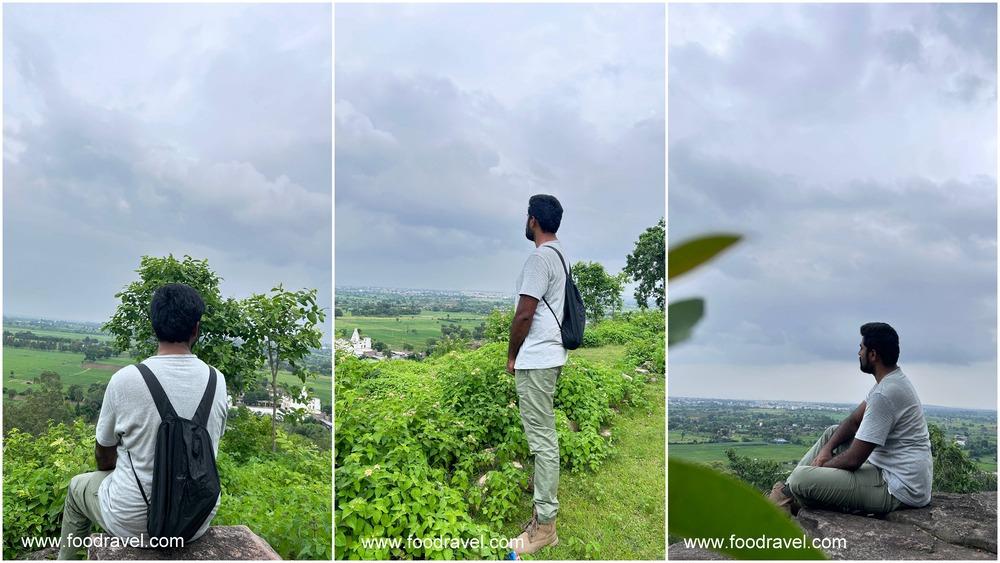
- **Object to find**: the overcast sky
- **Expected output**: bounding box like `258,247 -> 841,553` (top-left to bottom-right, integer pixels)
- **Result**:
4,4 -> 332,336
335,4 -> 665,294
669,4 -> 997,410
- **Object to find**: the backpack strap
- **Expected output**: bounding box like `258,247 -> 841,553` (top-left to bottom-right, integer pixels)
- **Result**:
193,367 -> 217,428
135,363 -> 179,421
540,245 -> 570,328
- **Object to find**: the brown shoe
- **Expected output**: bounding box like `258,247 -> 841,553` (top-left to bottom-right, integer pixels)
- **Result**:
768,481 -> 800,516
508,510 -> 558,555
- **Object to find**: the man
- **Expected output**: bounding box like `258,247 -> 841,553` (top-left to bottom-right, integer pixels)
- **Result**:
58,284 -> 228,559
506,194 -> 568,555
769,322 -> 932,516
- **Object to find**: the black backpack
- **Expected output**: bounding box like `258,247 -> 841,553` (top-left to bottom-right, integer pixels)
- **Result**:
540,245 -> 586,350
126,363 -> 221,541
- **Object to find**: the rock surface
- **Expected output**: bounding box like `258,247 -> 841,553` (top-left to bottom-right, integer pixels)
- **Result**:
88,525 -> 281,560
668,491 -> 997,560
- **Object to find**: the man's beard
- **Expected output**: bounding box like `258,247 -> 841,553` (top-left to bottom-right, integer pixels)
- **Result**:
525,225 -> 535,241
859,357 -> 874,374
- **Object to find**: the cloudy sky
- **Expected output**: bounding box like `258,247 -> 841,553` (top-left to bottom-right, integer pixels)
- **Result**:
4,4 -> 332,336
335,4 -> 665,295
669,4 -> 997,409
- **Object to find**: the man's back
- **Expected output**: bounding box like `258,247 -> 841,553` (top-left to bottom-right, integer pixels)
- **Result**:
96,354 -> 228,539
514,240 -> 569,370
857,368 -> 932,507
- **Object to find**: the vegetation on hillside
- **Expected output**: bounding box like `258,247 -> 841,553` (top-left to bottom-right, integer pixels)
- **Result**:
334,308 -> 664,559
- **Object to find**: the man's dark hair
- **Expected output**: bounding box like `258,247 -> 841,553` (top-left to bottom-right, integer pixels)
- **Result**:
528,194 -> 563,233
150,283 -> 206,343
860,322 -> 899,366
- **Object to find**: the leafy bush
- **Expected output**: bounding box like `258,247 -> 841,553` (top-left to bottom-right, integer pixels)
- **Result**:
335,325 -> 656,559
724,449 -> 788,493
929,423 -> 997,493
3,421 -> 94,560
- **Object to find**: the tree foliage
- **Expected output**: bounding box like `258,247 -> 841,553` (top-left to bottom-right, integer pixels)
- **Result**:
624,218 -> 666,310
244,286 -> 326,452
102,255 -> 260,394
571,261 -> 625,321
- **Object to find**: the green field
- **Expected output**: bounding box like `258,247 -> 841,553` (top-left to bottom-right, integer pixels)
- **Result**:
668,442 -> 804,465
336,310 -> 486,350
4,347 -> 331,408
3,348 -> 131,391
4,327 -> 113,342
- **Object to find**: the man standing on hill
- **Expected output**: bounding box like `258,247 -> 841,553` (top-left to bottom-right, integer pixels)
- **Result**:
57,284 -> 228,559
506,194 -> 569,555
769,322 -> 933,515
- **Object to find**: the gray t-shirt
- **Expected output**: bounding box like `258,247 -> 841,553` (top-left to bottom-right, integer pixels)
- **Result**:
96,354 -> 229,539
514,240 -> 569,370
855,368 -> 932,507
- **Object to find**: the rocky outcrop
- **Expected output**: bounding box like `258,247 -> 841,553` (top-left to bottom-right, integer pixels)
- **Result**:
88,525 -> 281,560
669,491 -> 997,560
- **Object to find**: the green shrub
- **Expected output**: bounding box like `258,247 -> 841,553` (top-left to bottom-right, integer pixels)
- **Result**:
929,424 -> 997,493
724,449 -> 788,493
335,324 -> 657,558
2,421 -> 94,560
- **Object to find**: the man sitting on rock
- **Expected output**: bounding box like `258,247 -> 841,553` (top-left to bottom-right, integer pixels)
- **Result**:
769,322 -> 932,515
57,284 -> 228,559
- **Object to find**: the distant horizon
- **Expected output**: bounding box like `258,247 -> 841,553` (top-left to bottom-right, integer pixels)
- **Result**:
669,395 -> 998,414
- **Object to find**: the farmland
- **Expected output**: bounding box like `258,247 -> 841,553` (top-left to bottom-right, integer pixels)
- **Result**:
669,398 -> 998,473
3,322 -> 332,408
336,310 -> 486,350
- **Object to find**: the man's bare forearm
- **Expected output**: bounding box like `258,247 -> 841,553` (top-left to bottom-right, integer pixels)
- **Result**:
95,443 -> 117,471
822,410 -> 862,456
507,315 -> 532,364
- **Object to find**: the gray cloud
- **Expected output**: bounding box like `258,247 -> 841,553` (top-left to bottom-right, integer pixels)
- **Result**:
3,4 -> 332,334
335,4 -> 664,292
669,4 -> 996,408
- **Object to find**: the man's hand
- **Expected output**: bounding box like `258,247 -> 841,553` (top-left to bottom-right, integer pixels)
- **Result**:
506,358 -> 516,375
811,449 -> 833,467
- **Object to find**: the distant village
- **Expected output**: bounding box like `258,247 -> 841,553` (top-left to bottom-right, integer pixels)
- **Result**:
334,328 -> 418,361
228,386 -> 331,430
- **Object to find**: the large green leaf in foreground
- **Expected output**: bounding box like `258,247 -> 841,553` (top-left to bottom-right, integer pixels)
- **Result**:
667,298 -> 704,347
669,234 -> 741,280
669,458 -> 826,560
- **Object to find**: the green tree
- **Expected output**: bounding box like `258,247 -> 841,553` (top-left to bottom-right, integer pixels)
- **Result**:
103,255 -> 259,394
3,371 -> 73,436
624,218 -> 666,310
571,261 -> 625,320
244,286 -> 326,452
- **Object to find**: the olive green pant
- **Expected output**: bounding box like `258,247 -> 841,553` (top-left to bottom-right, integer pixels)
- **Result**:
786,424 -> 902,514
515,366 -> 561,523
58,470 -> 111,559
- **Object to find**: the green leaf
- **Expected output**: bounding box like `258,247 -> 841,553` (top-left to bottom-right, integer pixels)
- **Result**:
669,234 -> 741,280
667,298 -> 704,347
668,458 -> 825,560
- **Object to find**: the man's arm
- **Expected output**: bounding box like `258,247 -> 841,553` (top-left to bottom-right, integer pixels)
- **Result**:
95,442 -> 117,471
822,438 -> 877,471
811,401 -> 866,467
507,295 -> 539,373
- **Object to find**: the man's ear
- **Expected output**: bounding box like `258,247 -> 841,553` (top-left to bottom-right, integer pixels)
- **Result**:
191,321 -> 201,344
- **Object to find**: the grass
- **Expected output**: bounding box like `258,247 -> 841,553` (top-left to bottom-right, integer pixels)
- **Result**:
3,348 -> 130,391
570,345 -> 627,365
496,344 -> 665,560
336,310 -> 485,350
668,442 -> 804,465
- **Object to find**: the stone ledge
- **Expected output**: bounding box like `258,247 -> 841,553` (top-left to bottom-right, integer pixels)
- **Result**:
88,525 -> 281,560
668,491 -> 997,560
